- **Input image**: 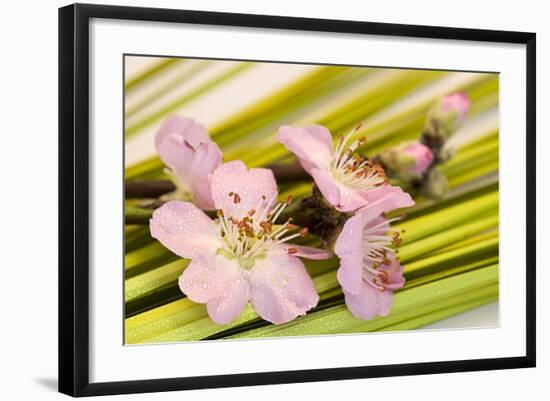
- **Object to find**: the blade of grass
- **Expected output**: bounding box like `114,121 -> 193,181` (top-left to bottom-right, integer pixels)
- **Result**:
396,191 -> 498,244
228,265 -> 497,339
379,294 -> 497,332
125,58 -> 180,92
398,214 -> 498,262
125,62 -> 254,138
125,60 -> 211,118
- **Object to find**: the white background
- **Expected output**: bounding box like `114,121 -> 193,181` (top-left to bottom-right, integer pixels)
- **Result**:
0,0 -> 547,399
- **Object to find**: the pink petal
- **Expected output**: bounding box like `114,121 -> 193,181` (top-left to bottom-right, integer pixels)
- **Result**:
157,134 -> 195,177
359,185 -> 415,221
366,216 -> 390,236
149,201 -> 220,259
336,184 -> 373,212
207,275 -> 250,325
178,254 -> 240,303
402,142 -> 434,174
311,169 -> 376,213
310,168 -> 341,208
249,252 -> 319,324
278,125 -> 333,173
379,255 -> 405,290
441,93 -> 470,122
344,282 -> 395,320
155,116 -> 212,182
179,254 -> 250,324
155,115 -> 210,151
184,121 -> 211,149
334,213 -> 365,295
211,160 -> 277,219
155,115 -> 192,149
278,244 -> 331,260
189,142 -> 223,209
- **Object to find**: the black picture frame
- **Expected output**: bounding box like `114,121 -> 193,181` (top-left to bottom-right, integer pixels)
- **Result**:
58,3 -> 536,397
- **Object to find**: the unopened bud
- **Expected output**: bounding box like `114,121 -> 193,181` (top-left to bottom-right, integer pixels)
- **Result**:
401,142 -> 434,174
425,92 -> 470,139
378,141 -> 434,181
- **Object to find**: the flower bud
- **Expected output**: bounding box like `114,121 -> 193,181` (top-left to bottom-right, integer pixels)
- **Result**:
424,92 -> 470,140
441,93 -> 470,121
378,141 -> 434,181
401,142 -> 434,174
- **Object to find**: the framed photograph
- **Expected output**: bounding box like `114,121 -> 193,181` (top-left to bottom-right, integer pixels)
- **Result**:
58,3 -> 536,397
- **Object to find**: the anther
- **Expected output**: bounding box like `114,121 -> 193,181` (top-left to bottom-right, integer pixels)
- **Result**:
183,140 -> 195,151
260,221 -> 272,234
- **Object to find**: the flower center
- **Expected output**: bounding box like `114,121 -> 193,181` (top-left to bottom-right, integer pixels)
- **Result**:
216,192 -> 307,269
361,217 -> 402,291
330,124 -> 387,190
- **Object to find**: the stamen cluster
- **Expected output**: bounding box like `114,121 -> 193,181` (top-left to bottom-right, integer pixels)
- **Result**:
330,125 -> 388,190
216,192 -> 308,265
361,217 -> 403,292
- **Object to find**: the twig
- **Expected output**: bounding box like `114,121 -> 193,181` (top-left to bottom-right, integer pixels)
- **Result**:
125,161 -> 310,198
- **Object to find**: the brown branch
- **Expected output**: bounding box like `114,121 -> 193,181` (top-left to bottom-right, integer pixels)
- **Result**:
125,180 -> 176,199
125,162 -> 310,198
269,161 -> 310,182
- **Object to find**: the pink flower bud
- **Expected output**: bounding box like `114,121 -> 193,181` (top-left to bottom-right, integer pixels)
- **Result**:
402,142 -> 434,174
440,92 -> 470,122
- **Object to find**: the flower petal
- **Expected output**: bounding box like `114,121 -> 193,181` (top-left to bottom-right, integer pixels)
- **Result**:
157,134 -> 195,177
358,185 -> 414,220
335,213 -> 364,295
179,254 -> 250,324
278,125 -> 333,173
178,254 -> 238,303
402,142 -> 434,174
155,115 -> 192,149
379,255 -> 405,290
150,201 -> 220,259
441,93 -> 470,122
310,168 -> 341,208
211,160 -> 277,219
155,115 -> 210,150
366,216 -> 390,236
249,253 -> 319,324
344,282 -> 395,320
190,142 -> 223,209
337,184 -> 373,212
207,275 -> 250,325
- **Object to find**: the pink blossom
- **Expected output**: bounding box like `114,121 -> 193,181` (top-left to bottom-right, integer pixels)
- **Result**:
278,124 -> 411,212
150,160 -> 329,325
401,142 -> 434,174
155,115 -> 222,209
334,188 -> 413,319
439,92 -> 470,123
